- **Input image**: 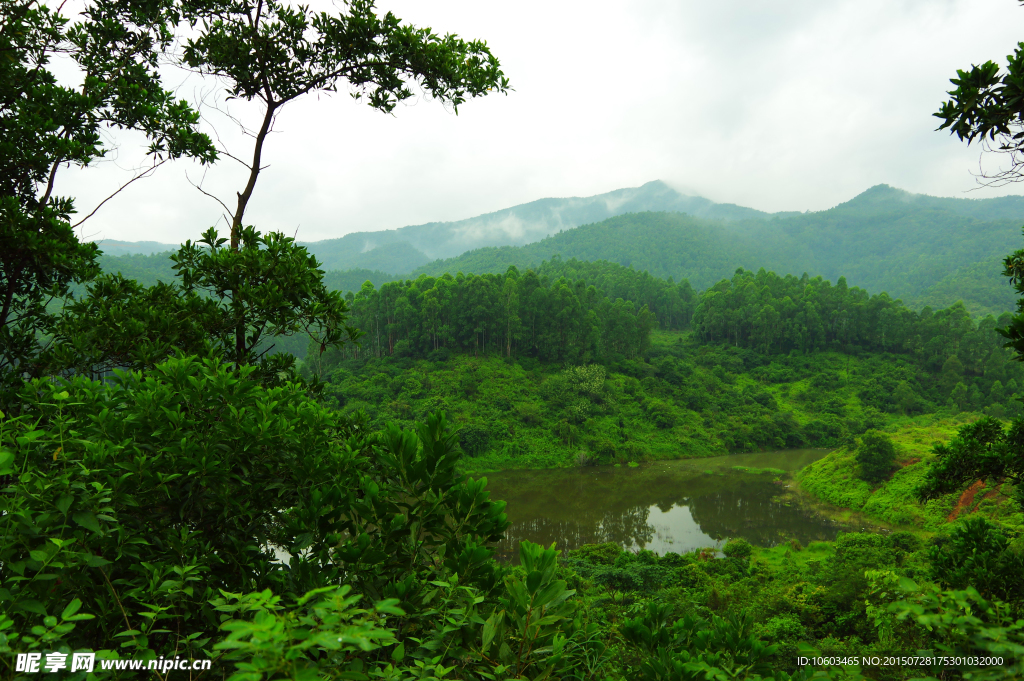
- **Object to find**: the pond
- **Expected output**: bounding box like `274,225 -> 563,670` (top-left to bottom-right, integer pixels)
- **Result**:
485,449 -> 850,562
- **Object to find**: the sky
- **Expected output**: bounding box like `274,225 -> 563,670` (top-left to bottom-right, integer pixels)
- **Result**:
56,0 -> 1024,245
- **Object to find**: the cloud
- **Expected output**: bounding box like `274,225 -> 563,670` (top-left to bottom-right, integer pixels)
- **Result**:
54,0 -> 1024,246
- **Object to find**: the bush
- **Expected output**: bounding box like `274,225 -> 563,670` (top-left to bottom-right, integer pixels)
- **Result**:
928,516 -> 1024,603
856,430 -> 896,483
621,441 -> 651,462
723,538 -> 753,559
644,398 -> 675,428
459,423 -> 492,455
0,357 -> 510,664
568,542 -> 622,566
514,401 -> 543,425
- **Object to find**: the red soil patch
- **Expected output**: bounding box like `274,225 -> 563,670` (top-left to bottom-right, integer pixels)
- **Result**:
900,458 -> 920,468
947,479 -> 985,522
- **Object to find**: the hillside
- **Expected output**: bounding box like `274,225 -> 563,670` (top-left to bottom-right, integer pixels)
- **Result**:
409,186 -> 1024,315
297,179 -> 770,272
92,183 -> 1024,315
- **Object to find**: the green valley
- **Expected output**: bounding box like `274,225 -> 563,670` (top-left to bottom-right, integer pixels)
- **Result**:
8,1 -> 1024,678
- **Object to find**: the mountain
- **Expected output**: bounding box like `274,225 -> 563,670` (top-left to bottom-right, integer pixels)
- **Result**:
92,240 -> 177,256
299,180 -> 770,273
90,182 -> 1024,317
828,183 -> 1024,222
411,212 -> 749,288
407,185 -> 1024,316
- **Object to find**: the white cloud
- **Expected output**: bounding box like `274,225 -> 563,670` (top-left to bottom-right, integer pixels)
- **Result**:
56,0 -> 1024,246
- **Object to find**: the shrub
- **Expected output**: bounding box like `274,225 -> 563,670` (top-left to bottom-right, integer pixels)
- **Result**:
856,430 -> 896,483
458,423 -> 492,455
0,357 -> 509,664
567,542 -> 622,566
514,401 -> 543,425
722,538 -> 753,560
644,398 -> 675,428
928,516 -> 1024,603
621,441 -> 651,462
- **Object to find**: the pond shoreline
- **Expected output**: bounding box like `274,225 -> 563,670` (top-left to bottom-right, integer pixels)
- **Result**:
485,448 -> 870,562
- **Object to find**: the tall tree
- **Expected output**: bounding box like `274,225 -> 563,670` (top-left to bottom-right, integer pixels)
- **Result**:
179,0 -> 509,247
42,0 -> 511,378
919,19 -> 1024,509
0,0 -> 216,393
175,0 -> 509,359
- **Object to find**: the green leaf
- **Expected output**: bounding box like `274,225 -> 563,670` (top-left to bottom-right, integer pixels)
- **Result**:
0,450 -> 14,475
72,511 -> 101,533
56,495 -> 73,514
391,642 -> 405,661
61,599 -> 82,620
526,571 -> 543,595
898,577 -> 920,592
533,581 -> 572,610
15,600 -> 47,616
482,610 -> 503,652
87,555 -> 112,568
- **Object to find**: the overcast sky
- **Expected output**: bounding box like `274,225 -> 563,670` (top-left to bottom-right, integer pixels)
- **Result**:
58,0 -> 1024,245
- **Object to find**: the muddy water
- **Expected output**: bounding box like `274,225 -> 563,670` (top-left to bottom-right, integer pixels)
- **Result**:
485,449 -> 848,561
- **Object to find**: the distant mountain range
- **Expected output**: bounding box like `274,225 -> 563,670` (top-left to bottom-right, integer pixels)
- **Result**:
91,240 -> 181,256
89,181 -> 779,268
408,184 -> 1024,316
297,180 -> 779,271
93,181 -> 1024,317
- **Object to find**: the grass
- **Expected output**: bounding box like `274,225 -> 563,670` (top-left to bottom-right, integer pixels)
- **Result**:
795,415 -> 1024,534
752,539 -> 835,572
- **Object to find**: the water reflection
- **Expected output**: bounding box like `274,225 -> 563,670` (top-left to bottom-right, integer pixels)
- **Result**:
486,449 -> 847,562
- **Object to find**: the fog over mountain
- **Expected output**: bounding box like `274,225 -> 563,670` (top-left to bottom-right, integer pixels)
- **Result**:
93,181 -> 1024,316
297,180 -> 775,272
91,180 -> 771,268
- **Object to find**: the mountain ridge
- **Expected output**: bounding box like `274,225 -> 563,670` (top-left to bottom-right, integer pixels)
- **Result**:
297,180 -> 773,272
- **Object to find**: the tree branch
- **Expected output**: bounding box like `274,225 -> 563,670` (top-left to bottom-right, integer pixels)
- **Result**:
72,158 -> 168,228
229,98 -> 277,248
185,167 -> 234,217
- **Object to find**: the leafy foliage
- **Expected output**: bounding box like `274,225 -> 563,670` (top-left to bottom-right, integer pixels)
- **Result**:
917,416 -> 1024,510
0,358 -> 508,670
178,0 -> 509,244
0,0 -> 215,394
856,430 -> 897,483
45,227 -> 360,385
927,516 -> 1024,603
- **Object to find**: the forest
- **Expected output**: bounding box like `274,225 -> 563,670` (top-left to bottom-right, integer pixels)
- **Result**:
5,1 -> 1024,680
95,191 -> 1024,320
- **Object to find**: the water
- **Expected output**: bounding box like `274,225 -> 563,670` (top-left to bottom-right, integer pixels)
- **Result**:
485,449 -> 847,562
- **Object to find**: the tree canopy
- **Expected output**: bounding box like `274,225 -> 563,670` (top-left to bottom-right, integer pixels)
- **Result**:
0,0 -> 216,393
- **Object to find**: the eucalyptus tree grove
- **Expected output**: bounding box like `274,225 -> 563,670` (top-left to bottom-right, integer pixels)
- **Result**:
335,266 -> 658,364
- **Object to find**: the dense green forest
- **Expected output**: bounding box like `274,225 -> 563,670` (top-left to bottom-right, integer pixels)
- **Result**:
95,184 -> 1024,319
409,192 -> 1023,317
19,214 -> 1024,681
8,0 -> 1024,679
307,267 -> 1023,469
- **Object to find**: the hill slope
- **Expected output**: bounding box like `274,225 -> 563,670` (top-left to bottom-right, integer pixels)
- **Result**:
409,186 -> 1024,314
90,183 -> 1024,315
299,180 -> 770,272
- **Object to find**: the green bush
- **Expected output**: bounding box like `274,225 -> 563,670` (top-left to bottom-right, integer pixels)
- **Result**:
459,423 -> 492,455
928,516 -> 1024,603
0,357 -> 509,667
856,430 -> 897,483
723,538 -> 754,559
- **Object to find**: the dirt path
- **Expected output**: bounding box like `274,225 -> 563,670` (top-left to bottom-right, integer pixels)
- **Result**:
947,479 -> 985,522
